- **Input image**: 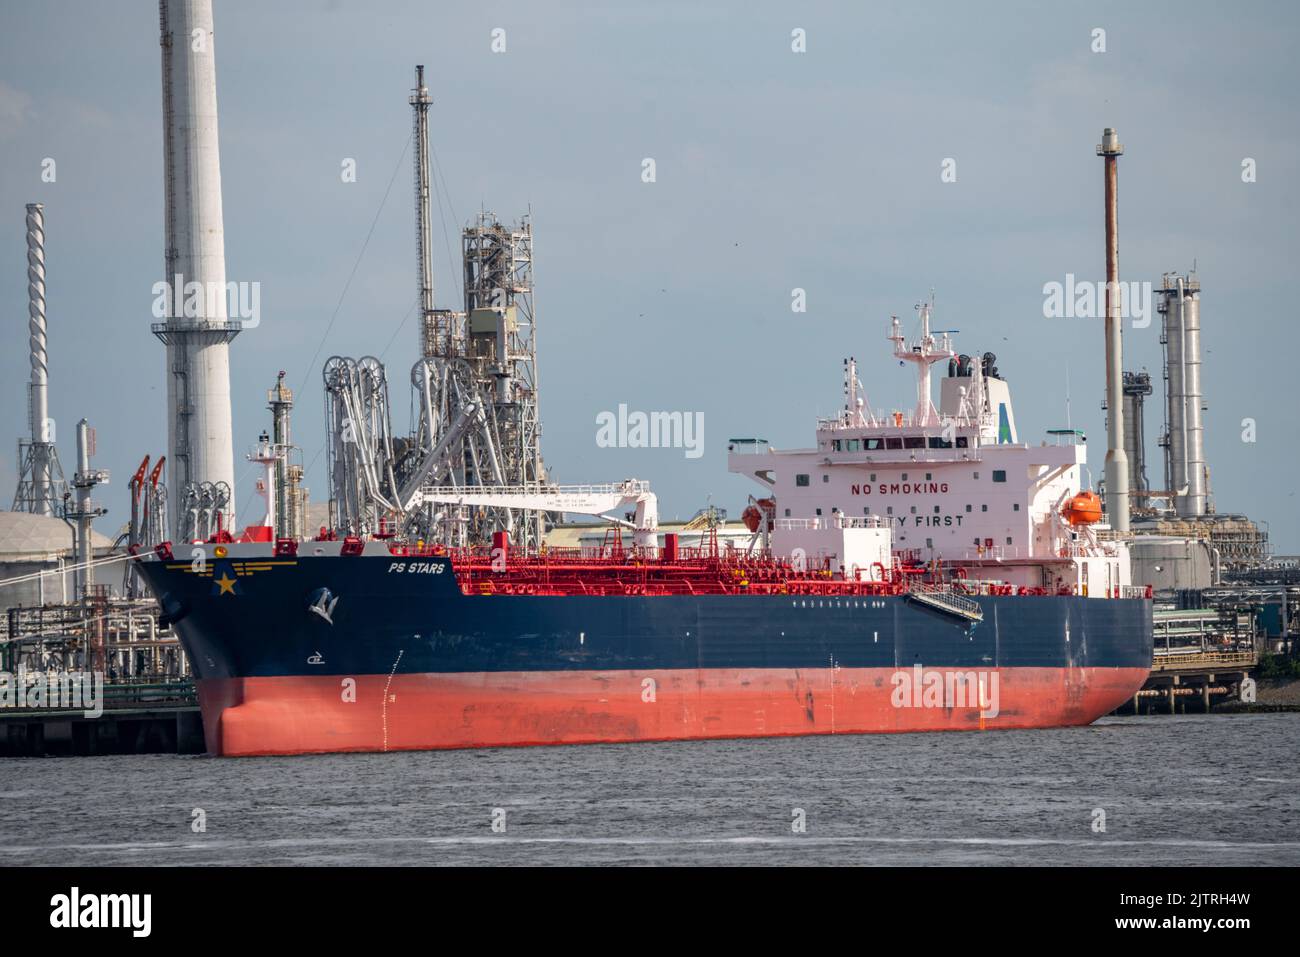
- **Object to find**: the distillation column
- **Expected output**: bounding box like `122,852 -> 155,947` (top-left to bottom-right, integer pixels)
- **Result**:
1159,272 -> 1208,517
1121,371 -> 1152,501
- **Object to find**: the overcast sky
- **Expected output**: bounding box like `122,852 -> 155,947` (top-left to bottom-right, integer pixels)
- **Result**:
1,1 -> 1297,548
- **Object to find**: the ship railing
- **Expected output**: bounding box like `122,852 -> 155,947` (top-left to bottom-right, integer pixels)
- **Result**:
1046,429 -> 1087,446
1120,585 -> 1150,599
816,410 -> 980,433
958,545 -> 1025,561
424,480 -> 650,498
817,447 -> 984,464
833,515 -> 886,529
1149,649 -> 1256,672
1057,541 -> 1093,558
1054,541 -> 1124,560
776,515 -> 887,531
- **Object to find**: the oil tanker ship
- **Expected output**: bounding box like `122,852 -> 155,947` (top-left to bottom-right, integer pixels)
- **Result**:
133,302 -> 1153,757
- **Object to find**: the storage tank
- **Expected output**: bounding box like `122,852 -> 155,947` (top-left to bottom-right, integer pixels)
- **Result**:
1129,535 -> 1215,592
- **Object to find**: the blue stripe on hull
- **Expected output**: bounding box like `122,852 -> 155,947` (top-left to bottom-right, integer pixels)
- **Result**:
140,556 -> 1154,681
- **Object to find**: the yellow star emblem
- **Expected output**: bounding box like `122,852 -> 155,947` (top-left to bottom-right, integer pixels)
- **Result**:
216,573 -> 238,595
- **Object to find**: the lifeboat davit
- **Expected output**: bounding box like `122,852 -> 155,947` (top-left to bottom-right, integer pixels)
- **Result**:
1062,491 -> 1103,526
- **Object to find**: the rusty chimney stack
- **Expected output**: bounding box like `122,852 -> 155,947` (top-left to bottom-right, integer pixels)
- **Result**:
1097,127 -> 1130,533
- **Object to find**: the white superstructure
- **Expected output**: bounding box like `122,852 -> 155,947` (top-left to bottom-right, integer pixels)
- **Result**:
729,301 -> 1132,597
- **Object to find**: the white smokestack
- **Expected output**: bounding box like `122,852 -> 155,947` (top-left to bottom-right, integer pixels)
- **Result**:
13,202 -> 67,518
154,0 -> 239,540
26,203 -> 52,515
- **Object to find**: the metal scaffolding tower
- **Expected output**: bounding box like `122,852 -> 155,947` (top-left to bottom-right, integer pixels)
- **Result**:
403,67 -> 547,548
267,372 -> 308,539
1122,370 -> 1153,502
321,69 -> 549,547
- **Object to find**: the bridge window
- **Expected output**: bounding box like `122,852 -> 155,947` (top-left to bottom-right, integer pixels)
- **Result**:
846,439 -> 861,451
796,474 -> 810,487
993,470 -> 1007,482
927,437 -> 952,449
903,436 -> 925,449
885,437 -> 903,450
956,436 -> 969,448
831,439 -> 842,451
865,438 -> 885,450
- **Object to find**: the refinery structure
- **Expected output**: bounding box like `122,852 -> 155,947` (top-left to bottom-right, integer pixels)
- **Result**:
323,66 -> 547,549
0,3 -> 1295,754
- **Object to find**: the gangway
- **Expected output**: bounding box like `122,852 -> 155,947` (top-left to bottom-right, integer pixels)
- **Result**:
907,583 -> 984,622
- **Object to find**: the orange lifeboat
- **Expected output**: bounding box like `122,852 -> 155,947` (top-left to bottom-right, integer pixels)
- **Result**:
742,498 -> 777,533
1062,491 -> 1103,526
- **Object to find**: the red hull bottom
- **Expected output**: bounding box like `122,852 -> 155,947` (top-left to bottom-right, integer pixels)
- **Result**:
196,667 -> 1148,757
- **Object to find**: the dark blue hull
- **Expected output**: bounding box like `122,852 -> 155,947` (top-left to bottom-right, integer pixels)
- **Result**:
137,554 -> 1154,755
